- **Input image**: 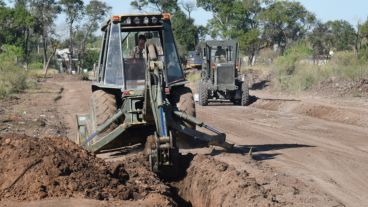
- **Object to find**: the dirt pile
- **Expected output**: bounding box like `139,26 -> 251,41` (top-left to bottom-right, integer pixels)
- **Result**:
312,78 -> 368,97
175,155 -> 278,207
0,134 -> 173,204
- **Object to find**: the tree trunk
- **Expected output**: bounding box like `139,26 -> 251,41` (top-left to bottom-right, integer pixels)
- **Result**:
42,33 -> 48,73
44,47 -> 57,78
68,20 -> 74,73
24,28 -> 30,71
79,24 -> 93,72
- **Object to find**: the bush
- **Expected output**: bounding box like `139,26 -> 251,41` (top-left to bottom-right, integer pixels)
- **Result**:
80,72 -> 89,81
274,41 -> 313,90
0,45 -> 28,98
273,48 -> 368,92
0,63 -> 28,98
328,51 -> 368,80
81,50 -> 99,70
28,62 -> 44,70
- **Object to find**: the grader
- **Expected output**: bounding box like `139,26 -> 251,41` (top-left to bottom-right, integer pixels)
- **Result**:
76,13 -> 232,176
197,40 -> 250,106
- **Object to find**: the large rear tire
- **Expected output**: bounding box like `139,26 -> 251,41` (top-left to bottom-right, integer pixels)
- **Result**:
90,90 -> 118,137
198,81 -> 208,106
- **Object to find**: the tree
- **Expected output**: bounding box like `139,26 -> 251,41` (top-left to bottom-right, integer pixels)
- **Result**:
325,20 -> 356,51
180,0 -> 195,19
130,0 -> 179,13
10,3 -> 39,69
197,0 -> 244,39
43,37 -> 59,77
197,0 -> 267,64
79,0 -> 111,69
308,22 -> 333,62
197,25 -> 208,41
357,19 -> 368,59
60,0 -> 84,72
30,0 -> 61,72
131,0 -> 198,56
171,10 -> 198,55
259,1 -> 315,54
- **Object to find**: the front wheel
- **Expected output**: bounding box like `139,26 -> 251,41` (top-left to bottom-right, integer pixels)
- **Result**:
240,82 -> 250,106
198,81 -> 209,106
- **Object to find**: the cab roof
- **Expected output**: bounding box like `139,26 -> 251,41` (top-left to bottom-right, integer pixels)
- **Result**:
101,13 -> 171,31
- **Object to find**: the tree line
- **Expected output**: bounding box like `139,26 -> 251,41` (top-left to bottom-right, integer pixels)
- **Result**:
133,0 -> 368,65
198,0 -> 368,64
0,0 -> 111,73
2,0 -> 368,72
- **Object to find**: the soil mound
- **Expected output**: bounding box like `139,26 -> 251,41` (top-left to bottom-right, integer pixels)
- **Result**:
312,78 -> 368,97
176,155 -> 277,207
0,134 -> 171,203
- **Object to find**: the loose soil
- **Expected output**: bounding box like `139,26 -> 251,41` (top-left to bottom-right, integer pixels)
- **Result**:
0,134 -> 172,202
1,74 -> 365,206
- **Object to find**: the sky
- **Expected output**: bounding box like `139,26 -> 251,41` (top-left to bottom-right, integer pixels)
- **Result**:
56,0 -> 368,37
99,0 -> 368,26
297,0 -> 368,27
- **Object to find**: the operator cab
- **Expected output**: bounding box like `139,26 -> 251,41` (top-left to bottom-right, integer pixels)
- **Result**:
209,44 -> 236,65
97,14 -> 185,91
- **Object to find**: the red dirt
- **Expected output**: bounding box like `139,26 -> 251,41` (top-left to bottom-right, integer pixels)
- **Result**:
2,75 -> 362,206
0,133 -> 174,205
176,155 -> 275,206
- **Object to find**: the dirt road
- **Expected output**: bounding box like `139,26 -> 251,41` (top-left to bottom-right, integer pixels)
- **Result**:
195,91 -> 368,207
2,76 -> 367,206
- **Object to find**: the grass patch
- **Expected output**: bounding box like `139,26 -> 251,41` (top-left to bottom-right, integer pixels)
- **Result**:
28,68 -> 59,79
0,63 -> 28,98
80,72 -> 90,81
273,43 -> 368,92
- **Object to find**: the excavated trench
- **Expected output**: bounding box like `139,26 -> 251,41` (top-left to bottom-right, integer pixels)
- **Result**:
0,133 -> 278,207
164,153 -> 277,207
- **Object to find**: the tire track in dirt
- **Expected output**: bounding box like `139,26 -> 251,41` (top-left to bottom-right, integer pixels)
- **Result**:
195,95 -> 368,207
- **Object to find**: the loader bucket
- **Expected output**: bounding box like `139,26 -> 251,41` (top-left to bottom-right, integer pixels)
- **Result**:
76,110 -> 139,153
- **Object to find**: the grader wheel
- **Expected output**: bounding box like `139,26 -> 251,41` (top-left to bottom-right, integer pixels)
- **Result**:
240,82 -> 250,106
198,81 -> 209,106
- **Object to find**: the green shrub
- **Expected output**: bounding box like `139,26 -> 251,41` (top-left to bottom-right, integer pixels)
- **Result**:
273,49 -> 368,92
28,62 -> 44,70
0,45 -> 28,98
274,41 -> 313,90
328,51 -> 368,80
0,63 -> 28,98
275,41 -> 313,76
80,72 -> 89,81
81,50 -> 99,70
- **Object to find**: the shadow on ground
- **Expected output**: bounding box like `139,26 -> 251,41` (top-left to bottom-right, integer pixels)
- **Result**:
208,143 -> 315,160
251,80 -> 270,90
204,95 -> 259,107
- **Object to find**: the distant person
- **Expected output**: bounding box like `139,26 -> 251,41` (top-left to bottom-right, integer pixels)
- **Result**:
131,34 -> 146,59
215,46 -> 226,62
215,46 -> 226,57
